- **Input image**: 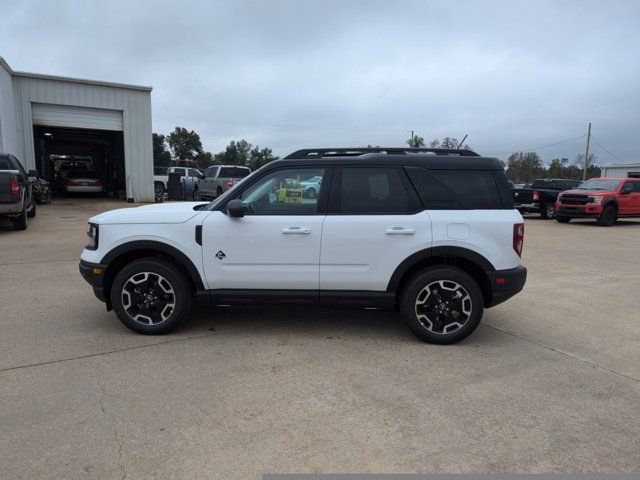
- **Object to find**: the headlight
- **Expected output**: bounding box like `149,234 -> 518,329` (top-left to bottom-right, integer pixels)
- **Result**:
86,223 -> 99,250
590,195 -> 603,205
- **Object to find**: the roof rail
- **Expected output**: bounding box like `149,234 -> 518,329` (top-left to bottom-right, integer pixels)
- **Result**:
284,147 -> 480,159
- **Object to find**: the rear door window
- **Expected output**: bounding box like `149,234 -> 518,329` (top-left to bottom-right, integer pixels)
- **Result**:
337,167 -> 420,214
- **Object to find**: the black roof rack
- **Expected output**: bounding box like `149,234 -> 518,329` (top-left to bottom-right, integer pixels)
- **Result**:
284,147 -> 480,159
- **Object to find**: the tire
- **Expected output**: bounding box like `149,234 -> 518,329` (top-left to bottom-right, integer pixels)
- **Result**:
400,266 -> 484,344
306,188 -> 317,199
597,205 -> 617,227
540,202 -> 555,219
216,186 -> 224,197
555,215 -> 570,223
11,207 -> 28,230
110,258 -> 192,334
154,183 -> 165,203
27,201 -> 37,218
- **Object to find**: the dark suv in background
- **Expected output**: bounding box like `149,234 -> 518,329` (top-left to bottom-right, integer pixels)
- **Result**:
513,178 -> 581,219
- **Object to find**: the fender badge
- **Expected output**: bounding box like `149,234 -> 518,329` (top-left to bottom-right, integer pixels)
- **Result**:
215,250 -> 226,260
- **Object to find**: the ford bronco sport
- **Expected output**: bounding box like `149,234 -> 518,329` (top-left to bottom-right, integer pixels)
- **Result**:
80,148 -> 527,344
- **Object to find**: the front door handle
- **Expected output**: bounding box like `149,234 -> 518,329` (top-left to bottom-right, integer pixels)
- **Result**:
385,227 -> 415,235
282,227 -> 311,234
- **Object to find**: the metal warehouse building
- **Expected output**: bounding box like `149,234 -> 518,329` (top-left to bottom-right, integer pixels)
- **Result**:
601,163 -> 640,179
0,56 -> 154,202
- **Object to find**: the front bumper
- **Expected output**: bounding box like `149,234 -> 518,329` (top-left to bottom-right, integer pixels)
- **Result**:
79,260 -> 107,302
486,265 -> 527,307
556,204 -> 602,218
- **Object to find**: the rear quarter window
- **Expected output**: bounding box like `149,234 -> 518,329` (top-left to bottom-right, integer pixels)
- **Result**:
405,167 -> 504,209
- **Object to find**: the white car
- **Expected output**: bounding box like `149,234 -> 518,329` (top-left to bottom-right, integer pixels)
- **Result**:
299,175 -> 323,199
80,147 -> 527,344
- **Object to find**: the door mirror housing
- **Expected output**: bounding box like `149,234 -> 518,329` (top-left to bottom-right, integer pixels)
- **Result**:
227,199 -> 245,218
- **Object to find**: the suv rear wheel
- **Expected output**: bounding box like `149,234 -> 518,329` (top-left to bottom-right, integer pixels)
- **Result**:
110,258 -> 192,334
400,266 -> 484,344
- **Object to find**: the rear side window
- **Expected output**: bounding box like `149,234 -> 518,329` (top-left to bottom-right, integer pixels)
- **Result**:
0,157 -> 11,170
338,167 -> 419,214
405,167 -> 502,209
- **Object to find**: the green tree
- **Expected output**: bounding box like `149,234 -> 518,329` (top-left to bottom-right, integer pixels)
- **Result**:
194,150 -> 215,169
406,134 -> 425,148
167,127 -> 203,164
152,133 -> 172,168
248,146 -> 278,170
506,152 -> 545,183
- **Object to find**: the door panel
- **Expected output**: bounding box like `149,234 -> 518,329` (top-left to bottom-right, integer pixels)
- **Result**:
201,212 -> 324,289
320,212 -> 432,291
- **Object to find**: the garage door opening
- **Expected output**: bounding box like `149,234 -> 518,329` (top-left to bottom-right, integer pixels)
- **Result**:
33,126 -> 125,199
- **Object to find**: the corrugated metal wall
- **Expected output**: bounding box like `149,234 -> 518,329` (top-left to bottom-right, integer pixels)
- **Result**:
601,166 -> 640,177
12,75 -> 154,202
0,63 -> 22,159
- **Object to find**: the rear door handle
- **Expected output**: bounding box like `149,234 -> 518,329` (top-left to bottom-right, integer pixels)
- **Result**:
385,227 -> 415,235
282,227 -> 311,234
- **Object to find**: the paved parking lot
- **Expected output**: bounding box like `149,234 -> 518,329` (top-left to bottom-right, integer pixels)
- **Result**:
1,198 -> 639,478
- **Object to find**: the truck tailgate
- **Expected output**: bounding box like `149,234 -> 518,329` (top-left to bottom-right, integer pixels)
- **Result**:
0,171 -> 17,203
513,188 -> 533,205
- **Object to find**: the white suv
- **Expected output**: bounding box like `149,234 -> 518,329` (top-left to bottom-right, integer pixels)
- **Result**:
80,148 -> 527,344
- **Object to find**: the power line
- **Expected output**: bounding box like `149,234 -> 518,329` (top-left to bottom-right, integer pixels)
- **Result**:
485,134 -> 586,156
589,134 -> 625,163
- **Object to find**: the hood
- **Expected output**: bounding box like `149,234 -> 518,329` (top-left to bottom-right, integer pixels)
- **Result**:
561,189 -> 616,196
90,202 -> 209,224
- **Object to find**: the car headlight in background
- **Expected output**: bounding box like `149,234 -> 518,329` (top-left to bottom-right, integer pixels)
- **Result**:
86,223 -> 99,250
590,196 -> 603,205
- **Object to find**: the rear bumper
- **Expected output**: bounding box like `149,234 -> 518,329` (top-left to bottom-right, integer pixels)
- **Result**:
0,201 -> 24,215
79,260 -> 107,302
487,265 -> 527,307
66,185 -> 103,193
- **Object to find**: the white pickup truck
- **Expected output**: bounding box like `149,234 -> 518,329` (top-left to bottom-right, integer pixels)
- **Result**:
153,166 -> 203,201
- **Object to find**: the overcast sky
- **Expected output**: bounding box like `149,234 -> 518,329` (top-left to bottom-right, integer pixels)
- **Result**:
1,0 -> 639,164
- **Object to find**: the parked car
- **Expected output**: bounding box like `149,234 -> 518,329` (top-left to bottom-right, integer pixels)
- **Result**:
0,153 -> 36,230
300,175 -> 323,199
555,177 -> 640,226
79,147 -> 527,345
513,178 -> 581,219
197,165 -> 251,199
154,166 -> 202,200
62,170 -> 104,194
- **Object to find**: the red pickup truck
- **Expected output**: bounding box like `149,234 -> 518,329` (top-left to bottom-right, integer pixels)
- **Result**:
555,177 -> 640,226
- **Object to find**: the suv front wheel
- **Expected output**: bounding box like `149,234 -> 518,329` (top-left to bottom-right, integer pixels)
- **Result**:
111,258 -> 192,334
400,266 -> 484,344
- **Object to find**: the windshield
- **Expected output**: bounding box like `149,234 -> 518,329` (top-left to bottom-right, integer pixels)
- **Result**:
577,179 -> 621,191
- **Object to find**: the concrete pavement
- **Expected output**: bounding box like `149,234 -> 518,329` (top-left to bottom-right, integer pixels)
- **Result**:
1,198 -> 639,478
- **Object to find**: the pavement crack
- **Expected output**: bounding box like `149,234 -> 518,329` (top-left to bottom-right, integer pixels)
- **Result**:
97,366 -> 127,480
0,327 -> 265,374
482,323 -> 640,384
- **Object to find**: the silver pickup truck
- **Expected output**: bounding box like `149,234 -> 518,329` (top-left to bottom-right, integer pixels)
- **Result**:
196,165 -> 251,199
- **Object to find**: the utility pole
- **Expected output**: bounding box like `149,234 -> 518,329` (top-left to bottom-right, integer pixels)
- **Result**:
583,122 -> 591,181
410,130 -> 414,147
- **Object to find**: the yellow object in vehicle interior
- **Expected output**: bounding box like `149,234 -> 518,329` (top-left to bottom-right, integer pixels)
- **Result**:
275,178 -> 303,203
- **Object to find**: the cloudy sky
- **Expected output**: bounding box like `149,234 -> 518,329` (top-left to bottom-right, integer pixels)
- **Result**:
1,0 -> 639,164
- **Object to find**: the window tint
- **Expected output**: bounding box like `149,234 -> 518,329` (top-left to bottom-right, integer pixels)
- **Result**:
219,167 -> 233,177
171,168 -> 185,177
633,181 -> 640,193
234,167 -> 251,178
0,157 -> 11,170
339,167 -> 416,214
238,168 -> 325,215
405,167 -> 501,209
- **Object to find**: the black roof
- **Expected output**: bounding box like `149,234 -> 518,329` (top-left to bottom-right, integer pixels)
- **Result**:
268,147 -> 504,171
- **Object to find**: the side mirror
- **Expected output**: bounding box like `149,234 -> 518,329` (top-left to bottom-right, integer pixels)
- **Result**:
28,170 -> 38,178
227,199 -> 245,218
318,179 -> 322,185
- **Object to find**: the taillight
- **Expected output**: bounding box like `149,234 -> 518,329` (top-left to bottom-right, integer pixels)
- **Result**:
227,180 -> 233,188
532,190 -> 539,201
10,178 -> 20,196
513,223 -> 525,257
